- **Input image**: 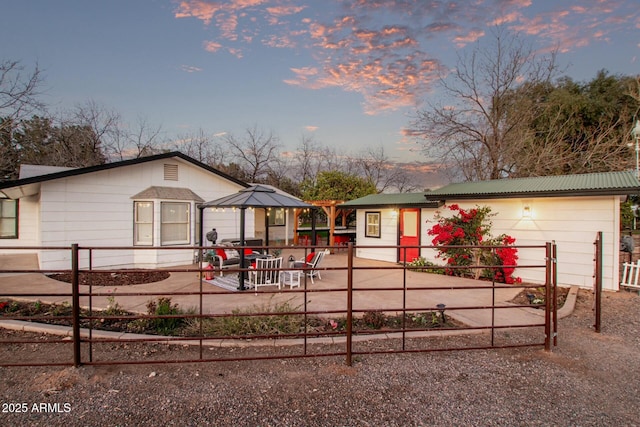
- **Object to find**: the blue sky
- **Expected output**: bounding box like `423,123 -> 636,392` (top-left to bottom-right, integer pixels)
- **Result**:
2,0 -> 639,168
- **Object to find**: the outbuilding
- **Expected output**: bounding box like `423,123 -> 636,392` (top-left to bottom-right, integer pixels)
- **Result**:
340,171 -> 640,291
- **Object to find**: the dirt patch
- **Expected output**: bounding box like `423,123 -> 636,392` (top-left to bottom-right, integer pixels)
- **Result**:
46,270 -> 170,286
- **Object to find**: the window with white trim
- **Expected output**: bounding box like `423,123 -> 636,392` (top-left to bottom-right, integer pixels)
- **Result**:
161,202 -> 190,245
0,199 -> 18,239
365,211 -> 380,238
133,201 -> 153,246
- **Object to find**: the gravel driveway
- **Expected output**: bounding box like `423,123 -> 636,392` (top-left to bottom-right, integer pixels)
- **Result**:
0,289 -> 639,426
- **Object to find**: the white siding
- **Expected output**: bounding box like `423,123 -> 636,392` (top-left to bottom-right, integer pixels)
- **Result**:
420,197 -> 619,291
355,208 -> 399,262
2,157 -> 255,270
0,194 -> 40,250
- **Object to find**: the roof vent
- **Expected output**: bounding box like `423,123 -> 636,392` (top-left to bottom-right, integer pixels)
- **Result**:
164,164 -> 178,181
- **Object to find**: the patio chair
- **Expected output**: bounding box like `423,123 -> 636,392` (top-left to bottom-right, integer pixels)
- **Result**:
248,256 -> 283,291
293,250 -> 326,284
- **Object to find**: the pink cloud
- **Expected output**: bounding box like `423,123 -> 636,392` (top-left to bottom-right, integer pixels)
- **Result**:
266,5 -> 306,17
453,29 -> 485,47
174,0 -> 221,25
203,40 -> 222,52
175,0 -> 639,116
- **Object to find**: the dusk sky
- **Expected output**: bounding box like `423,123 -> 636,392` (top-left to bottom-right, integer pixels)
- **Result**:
2,1 -> 639,169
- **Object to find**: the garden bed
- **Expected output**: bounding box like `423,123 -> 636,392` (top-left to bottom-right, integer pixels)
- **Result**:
47,270 -> 170,286
0,299 -> 462,338
510,286 -> 570,308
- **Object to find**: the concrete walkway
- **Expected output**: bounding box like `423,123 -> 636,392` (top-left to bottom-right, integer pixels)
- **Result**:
0,251 -> 576,332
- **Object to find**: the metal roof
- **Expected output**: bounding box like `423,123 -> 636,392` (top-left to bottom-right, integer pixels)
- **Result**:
338,192 -> 441,208
200,184 -> 313,209
424,170 -> 640,200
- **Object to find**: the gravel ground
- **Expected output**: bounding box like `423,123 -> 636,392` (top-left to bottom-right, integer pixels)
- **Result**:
0,289 -> 639,427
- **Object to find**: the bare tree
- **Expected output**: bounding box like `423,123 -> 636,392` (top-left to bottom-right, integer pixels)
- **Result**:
409,27 -> 559,181
66,100 -> 120,159
174,128 -> 229,167
0,60 -> 45,132
124,116 -> 164,159
224,125 -> 281,182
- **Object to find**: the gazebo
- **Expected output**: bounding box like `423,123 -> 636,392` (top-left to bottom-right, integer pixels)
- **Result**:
198,185 -> 315,290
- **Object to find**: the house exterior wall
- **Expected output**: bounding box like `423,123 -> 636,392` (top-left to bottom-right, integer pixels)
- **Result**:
355,208 -> 399,262
419,197 -> 619,291
354,196 -> 620,291
1,157 -> 255,270
1,194 -> 40,251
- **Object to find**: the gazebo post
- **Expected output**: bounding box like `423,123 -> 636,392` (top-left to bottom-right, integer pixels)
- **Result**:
264,208 -> 270,252
238,207 -> 246,290
311,207 -> 317,248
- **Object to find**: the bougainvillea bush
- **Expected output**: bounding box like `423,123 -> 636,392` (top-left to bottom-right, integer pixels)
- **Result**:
427,204 -> 521,284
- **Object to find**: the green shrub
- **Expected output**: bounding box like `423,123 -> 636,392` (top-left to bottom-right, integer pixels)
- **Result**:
146,297 -> 185,335
185,298 -> 304,337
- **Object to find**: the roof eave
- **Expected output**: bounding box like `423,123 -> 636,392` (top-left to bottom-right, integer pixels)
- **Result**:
0,152 -> 249,191
424,187 -> 640,200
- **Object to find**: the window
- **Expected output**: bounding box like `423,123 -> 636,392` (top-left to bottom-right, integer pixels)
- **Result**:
365,211 -> 380,238
0,199 -> 18,239
268,208 -> 285,226
134,202 -> 153,246
161,202 -> 190,245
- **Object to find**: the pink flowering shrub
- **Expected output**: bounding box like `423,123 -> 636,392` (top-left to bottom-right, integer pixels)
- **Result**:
427,204 -> 521,284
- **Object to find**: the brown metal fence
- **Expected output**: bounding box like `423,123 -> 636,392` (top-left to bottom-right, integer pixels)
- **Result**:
0,242 -> 557,367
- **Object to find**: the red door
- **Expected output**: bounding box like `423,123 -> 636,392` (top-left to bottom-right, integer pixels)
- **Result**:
399,208 -> 420,263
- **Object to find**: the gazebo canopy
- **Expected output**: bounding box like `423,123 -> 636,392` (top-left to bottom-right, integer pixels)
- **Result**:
198,185 -> 315,290
200,184 -> 312,209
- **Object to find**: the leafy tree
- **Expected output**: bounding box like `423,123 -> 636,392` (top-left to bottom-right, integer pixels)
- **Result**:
301,170 -> 377,201
0,115 -> 106,180
513,71 -> 638,176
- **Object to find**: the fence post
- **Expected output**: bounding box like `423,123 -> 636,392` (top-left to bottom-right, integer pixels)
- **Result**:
552,241 -> 558,347
346,242 -> 353,366
594,232 -> 603,333
544,242 -> 552,352
71,243 -> 82,367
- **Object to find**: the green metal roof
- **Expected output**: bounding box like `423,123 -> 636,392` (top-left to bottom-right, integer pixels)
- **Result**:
424,170 -> 640,200
338,192 -> 441,208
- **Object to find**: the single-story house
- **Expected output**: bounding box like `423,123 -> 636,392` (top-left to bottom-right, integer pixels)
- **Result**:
340,171 -> 640,291
0,152 -> 259,270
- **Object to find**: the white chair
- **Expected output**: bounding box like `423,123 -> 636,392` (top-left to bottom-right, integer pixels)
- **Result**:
294,251 -> 326,284
248,257 -> 282,291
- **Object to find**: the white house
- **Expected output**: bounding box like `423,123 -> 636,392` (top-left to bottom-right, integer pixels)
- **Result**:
0,152 -> 256,270
340,171 -> 640,291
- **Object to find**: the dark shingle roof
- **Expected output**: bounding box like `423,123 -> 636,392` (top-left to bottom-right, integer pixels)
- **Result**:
0,152 -> 248,191
424,171 -> 640,200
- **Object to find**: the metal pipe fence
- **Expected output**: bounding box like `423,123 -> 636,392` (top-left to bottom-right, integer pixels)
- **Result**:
0,242 -> 557,367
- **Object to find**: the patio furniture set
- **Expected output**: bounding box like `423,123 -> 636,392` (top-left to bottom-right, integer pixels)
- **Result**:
207,245 -> 326,291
